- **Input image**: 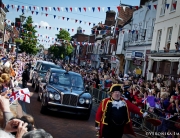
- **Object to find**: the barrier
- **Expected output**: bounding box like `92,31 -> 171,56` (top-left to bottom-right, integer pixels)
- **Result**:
89,87 -> 180,138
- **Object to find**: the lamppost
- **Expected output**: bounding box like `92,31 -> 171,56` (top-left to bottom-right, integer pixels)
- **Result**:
16,14 -> 26,59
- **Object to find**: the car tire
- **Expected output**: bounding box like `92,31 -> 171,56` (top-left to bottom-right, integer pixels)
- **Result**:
40,104 -> 47,114
83,110 -> 91,120
32,80 -> 35,88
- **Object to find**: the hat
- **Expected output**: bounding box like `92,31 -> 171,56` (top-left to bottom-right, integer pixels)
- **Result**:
124,85 -> 130,89
109,84 -> 122,93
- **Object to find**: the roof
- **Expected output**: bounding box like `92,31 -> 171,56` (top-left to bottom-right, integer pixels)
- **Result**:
50,68 -> 81,76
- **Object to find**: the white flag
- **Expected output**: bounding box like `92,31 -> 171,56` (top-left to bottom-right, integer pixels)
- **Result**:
61,7 -> 64,11
88,7 -> 91,11
37,6 -> 39,11
19,88 -> 30,103
75,7 -> 77,12
49,7 -> 51,11
102,7 -> 105,12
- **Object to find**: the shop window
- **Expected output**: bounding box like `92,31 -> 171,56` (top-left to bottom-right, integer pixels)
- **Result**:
156,30 -> 162,52
170,0 -> 177,11
160,0 -> 167,16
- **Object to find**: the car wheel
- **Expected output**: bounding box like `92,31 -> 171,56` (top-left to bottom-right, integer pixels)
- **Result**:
83,110 -> 91,120
32,80 -> 35,88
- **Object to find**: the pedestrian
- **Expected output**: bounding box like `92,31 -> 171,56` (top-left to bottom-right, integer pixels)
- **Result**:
95,84 -> 149,138
22,65 -> 30,88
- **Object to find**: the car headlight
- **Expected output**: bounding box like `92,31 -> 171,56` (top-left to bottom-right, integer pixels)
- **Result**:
49,93 -> 54,100
79,98 -> 85,104
54,94 -> 60,100
85,99 -> 90,104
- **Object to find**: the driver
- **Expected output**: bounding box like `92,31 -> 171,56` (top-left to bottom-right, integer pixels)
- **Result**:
71,78 -> 76,86
53,76 -> 59,84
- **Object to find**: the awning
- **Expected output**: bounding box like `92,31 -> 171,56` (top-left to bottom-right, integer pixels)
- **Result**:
150,56 -> 180,62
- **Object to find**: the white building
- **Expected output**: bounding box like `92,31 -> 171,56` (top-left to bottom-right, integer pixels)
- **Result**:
122,0 -> 158,77
147,0 -> 179,80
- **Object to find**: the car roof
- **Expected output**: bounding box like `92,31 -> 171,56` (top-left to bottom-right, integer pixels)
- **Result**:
40,61 -> 55,65
50,68 -> 81,76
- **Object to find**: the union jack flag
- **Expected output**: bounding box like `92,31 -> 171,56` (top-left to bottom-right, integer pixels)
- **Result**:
8,91 -> 22,105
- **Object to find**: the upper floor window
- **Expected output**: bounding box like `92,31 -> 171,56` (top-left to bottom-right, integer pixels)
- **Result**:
156,30 -> 162,52
170,0 -> 177,11
160,0 -> 167,16
164,27 -> 173,52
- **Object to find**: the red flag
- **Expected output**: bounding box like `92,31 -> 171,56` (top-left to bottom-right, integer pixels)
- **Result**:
117,6 -> 120,11
83,7 -> 86,12
33,6 -> 36,10
32,11 -> 34,14
11,5 -> 14,9
75,19 -> 78,23
89,22 -> 91,26
52,38 -> 54,40
22,6 -> 24,9
153,5 -> 157,9
45,13 -> 48,17
83,30 -> 85,32
45,7 -> 48,11
57,7 -> 60,11
72,29 -> 74,32
62,17 -> 65,20
98,7 -> 100,12
136,30 -> 138,34
135,6 -> 138,10
46,36 -> 47,38
122,31 -> 125,34
173,3 -> 177,9
70,7 -> 72,12
129,30 -> 131,33
60,28 -> 62,30
39,25 -> 41,28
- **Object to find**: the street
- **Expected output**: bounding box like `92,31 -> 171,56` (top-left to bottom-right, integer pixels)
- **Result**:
23,83 -> 146,138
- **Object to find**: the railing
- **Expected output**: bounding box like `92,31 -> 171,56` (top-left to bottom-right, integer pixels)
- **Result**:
89,86 -> 180,138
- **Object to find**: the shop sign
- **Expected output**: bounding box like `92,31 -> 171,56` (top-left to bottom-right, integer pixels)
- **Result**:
133,59 -> 142,66
131,51 -> 144,59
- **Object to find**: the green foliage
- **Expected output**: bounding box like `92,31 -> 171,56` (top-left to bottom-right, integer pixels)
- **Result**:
56,29 -> 71,41
48,45 -> 66,59
15,38 -> 23,44
19,16 -> 38,55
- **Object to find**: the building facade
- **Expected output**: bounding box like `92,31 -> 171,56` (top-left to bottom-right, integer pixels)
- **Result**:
123,0 -> 158,77
148,0 -> 179,80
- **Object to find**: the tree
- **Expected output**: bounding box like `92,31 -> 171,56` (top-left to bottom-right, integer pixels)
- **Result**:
56,29 -> 71,41
38,44 -> 44,50
19,16 -> 38,54
48,45 -> 66,59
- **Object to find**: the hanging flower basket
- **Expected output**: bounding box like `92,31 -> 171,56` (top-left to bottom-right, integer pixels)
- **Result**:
15,38 -> 23,44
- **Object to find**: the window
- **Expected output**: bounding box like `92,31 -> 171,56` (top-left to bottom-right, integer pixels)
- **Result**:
170,0 -> 177,11
166,27 -> 173,44
156,30 -> 162,52
160,0 -> 167,15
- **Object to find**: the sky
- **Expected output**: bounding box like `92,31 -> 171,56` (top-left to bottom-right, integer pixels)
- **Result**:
4,0 -> 140,48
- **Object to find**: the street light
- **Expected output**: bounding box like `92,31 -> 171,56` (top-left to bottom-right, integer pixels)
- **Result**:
16,14 -> 26,59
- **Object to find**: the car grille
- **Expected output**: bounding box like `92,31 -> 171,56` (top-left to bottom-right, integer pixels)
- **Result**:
62,94 -> 78,106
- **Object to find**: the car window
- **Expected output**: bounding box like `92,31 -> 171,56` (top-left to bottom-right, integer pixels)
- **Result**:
39,64 -> 60,72
49,72 -> 84,88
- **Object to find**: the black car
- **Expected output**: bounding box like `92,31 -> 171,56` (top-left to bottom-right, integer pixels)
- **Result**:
32,61 -> 62,92
38,68 -> 92,120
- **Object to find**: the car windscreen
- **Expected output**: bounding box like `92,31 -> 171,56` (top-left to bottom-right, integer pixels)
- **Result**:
49,72 -> 84,89
39,64 -> 60,72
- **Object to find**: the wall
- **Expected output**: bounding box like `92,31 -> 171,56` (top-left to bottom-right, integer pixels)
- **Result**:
151,0 -> 180,51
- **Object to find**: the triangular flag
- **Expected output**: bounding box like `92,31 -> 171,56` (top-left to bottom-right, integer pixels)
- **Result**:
117,6 -> 120,11
41,7 -> 43,11
166,4 -> 169,9
102,7 -> 105,12
62,17 -> 65,20
75,7 -> 77,12
49,7 -> 51,11
45,13 -> 48,17
32,11 -> 34,14
89,22 -> 91,26
6,4 -> 9,9
173,3 -> 177,9
36,11 -> 38,15
61,7 -> 64,11
70,7 -> 72,12
54,15 -> 56,19
75,19 -> 78,23
72,29 -> 74,32
93,23 -> 95,26
57,7 -> 60,11
79,20 -> 82,23
29,6 -> 31,11
65,7 -> 68,12
45,7 -> 48,11
148,5 -> 151,10
79,7 -> 81,12
83,30 -> 85,32
107,7 -> 110,11
153,5 -> 157,10
92,7 -> 95,12
83,7 -> 86,12
88,7 -> 91,11
122,6 -> 126,11
67,18 -> 69,21
39,25 -> 41,28
25,6 -> 27,10
57,28 -> 59,30
53,7 -> 56,11
98,7 -> 100,12
22,6 -> 24,9
68,29 -> 70,31
49,27 -> 51,30
33,6 -> 36,10
11,5 -> 14,9
135,6 -> 139,10
36,7 -> 39,11
129,6 -> 133,9
17,8 -> 19,12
